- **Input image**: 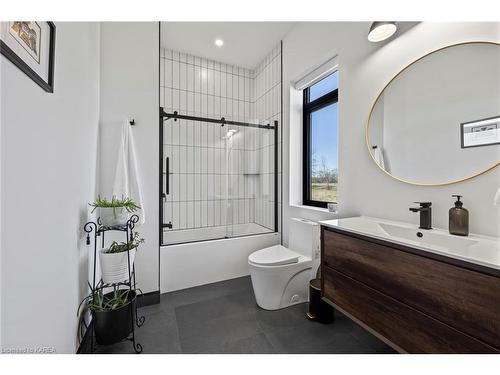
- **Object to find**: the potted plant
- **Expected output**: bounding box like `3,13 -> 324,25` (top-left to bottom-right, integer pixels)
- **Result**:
99,232 -> 144,284
89,195 -> 141,227
78,288 -> 139,345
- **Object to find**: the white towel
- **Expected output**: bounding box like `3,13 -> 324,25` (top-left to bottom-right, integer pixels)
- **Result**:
113,121 -> 145,225
373,147 -> 385,170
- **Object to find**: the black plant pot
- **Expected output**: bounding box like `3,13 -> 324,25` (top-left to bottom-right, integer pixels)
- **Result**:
92,290 -> 137,345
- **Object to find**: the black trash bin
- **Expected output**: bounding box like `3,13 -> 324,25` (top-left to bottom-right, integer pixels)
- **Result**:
307,278 -> 334,323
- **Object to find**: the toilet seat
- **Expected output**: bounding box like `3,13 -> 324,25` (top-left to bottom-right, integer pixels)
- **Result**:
248,245 -> 301,266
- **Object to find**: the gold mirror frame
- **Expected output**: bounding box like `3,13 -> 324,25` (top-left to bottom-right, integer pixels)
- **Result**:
365,41 -> 500,187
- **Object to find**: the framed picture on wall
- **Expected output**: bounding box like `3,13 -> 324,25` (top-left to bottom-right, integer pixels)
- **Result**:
461,116 -> 500,148
0,22 -> 56,93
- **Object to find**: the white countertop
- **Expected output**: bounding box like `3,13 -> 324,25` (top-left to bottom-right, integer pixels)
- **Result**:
319,216 -> 500,272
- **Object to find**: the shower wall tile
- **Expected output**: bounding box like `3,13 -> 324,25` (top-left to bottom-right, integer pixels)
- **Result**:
162,48 -> 255,231
252,43 -> 281,232
161,45 -> 281,235
187,202 -> 194,228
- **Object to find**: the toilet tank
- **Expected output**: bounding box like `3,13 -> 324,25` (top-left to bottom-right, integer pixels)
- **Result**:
288,218 -> 320,259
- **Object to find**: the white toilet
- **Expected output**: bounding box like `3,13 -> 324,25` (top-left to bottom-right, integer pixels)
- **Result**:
248,218 -> 320,310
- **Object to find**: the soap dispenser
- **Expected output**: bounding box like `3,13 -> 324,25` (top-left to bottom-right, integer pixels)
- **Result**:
449,195 -> 469,236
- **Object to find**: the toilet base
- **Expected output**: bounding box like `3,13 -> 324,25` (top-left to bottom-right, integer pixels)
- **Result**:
250,265 -> 312,310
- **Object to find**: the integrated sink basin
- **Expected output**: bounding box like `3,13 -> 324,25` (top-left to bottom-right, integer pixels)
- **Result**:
378,222 -> 479,250
319,216 -> 500,271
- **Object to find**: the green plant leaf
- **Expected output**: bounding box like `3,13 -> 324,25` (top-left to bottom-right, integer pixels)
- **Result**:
104,231 -> 145,254
88,195 -> 141,214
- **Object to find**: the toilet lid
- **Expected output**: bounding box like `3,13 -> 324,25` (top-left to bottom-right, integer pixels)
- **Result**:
248,245 -> 300,266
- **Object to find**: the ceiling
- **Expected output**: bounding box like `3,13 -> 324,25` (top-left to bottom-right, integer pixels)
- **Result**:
160,22 -> 295,69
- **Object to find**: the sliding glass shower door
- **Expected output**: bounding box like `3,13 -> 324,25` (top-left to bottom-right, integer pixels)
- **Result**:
158,43 -> 282,245
160,110 -> 277,245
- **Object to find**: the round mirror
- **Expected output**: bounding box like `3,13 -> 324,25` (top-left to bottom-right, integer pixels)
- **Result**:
366,42 -> 500,186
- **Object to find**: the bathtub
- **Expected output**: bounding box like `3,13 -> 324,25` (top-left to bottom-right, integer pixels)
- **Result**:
160,223 -> 279,292
162,222 -> 273,245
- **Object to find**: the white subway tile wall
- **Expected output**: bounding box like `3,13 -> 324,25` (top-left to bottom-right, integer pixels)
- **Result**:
253,45 -> 281,231
161,44 -> 281,237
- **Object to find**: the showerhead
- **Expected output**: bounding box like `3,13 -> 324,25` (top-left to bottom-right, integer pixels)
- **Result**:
223,129 -> 238,139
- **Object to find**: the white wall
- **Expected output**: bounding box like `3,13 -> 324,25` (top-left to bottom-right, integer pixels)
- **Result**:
283,22 -> 500,246
99,22 -> 159,294
0,22 -> 100,353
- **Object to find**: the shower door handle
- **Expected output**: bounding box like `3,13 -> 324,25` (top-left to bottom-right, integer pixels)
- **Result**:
165,157 -> 170,196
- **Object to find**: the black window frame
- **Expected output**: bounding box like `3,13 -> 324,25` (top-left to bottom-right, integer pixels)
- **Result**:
302,78 -> 339,208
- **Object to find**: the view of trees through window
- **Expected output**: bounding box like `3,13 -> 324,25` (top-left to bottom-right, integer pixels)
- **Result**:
311,153 -> 338,203
310,102 -> 338,203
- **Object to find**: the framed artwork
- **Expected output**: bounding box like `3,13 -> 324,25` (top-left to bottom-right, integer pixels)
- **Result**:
461,116 -> 500,148
0,22 -> 56,93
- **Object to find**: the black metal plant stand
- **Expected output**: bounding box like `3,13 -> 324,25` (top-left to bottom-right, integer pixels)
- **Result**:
83,214 -> 145,354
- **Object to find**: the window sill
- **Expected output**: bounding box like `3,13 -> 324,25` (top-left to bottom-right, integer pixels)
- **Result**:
290,203 -> 338,215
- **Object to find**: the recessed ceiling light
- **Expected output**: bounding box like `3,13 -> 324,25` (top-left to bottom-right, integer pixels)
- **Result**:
214,38 -> 224,47
368,22 -> 397,42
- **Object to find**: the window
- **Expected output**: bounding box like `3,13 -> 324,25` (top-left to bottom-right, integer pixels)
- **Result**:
303,71 -> 339,208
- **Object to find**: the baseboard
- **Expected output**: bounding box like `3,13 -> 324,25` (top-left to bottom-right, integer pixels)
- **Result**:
137,290 -> 160,307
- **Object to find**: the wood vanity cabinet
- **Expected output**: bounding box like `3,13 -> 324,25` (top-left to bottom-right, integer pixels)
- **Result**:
321,226 -> 500,353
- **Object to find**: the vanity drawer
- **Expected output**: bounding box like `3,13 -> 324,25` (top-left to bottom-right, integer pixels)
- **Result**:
322,228 -> 500,349
323,267 -> 498,353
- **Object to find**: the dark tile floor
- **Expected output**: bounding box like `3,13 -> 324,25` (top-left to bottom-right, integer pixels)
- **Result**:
95,276 -> 396,354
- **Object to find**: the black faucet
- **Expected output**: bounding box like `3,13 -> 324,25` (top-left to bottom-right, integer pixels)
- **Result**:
409,202 -> 432,230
